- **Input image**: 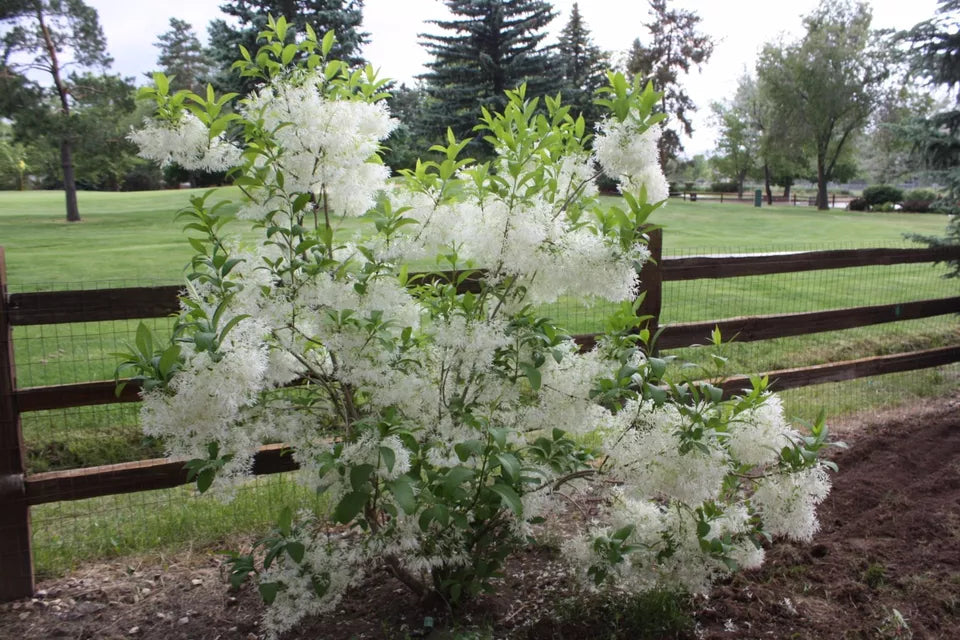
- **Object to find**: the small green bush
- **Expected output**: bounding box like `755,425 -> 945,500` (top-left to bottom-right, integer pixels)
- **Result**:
901,189 -> 939,213
847,197 -> 868,211
710,181 -> 739,193
862,185 -> 904,206
905,188 -> 938,201
875,202 -> 898,212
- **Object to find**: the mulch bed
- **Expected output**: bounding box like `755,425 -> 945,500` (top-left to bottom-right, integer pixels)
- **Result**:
2,392 -> 958,639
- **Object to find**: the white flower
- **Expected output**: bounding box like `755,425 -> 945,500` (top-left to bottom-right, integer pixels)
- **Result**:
726,396 -> 798,467
593,119 -> 668,204
753,465 -> 832,541
128,112 -> 241,171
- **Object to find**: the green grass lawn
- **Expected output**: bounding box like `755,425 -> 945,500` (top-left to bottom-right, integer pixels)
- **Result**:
0,190 -> 952,284
3,188 -> 957,578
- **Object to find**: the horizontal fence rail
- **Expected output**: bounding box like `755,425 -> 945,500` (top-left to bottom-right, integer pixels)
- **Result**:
660,246 -> 959,281
657,296 -> 960,350
1,237 -> 959,601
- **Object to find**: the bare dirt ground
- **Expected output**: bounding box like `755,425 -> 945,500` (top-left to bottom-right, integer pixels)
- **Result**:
2,392 -> 958,640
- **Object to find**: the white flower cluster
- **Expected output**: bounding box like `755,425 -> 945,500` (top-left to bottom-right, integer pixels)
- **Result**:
561,391 -> 831,594
594,119 -> 669,203
242,76 -> 396,216
128,112 -> 241,171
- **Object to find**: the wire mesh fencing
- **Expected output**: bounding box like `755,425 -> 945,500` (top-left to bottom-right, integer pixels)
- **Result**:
5,241 -> 959,580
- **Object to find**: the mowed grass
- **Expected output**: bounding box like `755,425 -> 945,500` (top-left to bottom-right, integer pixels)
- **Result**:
2,188 -> 957,577
1,190 -> 952,283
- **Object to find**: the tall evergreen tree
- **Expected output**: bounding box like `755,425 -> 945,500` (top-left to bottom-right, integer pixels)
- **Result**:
555,3 -> 609,130
207,0 -> 367,94
1,0 -> 112,221
418,0 -> 556,148
154,17 -> 212,94
901,0 -> 960,276
625,0 -> 713,166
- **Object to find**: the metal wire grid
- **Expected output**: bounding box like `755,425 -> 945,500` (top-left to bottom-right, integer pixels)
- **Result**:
29,470 -> 326,579
9,248 -> 958,577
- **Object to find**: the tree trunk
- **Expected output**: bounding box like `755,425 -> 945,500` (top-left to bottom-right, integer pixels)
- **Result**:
816,153 -> 829,210
60,141 -> 80,222
764,163 -> 773,205
39,8 -> 80,222
783,182 -> 791,200
737,171 -> 745,199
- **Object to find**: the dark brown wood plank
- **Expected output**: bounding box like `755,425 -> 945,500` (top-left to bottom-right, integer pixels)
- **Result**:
16,380 -> 142,412
8,285 -> 183,326
23,443 -> 299,506
719,345 -> 960,396
0,247 -> 35,601
658,296 -> 960,350
6,270 -> 491,327
662,246 -> 960,281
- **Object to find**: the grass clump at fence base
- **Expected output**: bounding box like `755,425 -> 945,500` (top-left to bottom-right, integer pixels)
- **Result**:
31,471 -> 328,579
544,589 -> 695,639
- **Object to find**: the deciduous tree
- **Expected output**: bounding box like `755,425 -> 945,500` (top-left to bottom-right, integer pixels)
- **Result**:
1,0 -> 112,220
757,1 -> 889,210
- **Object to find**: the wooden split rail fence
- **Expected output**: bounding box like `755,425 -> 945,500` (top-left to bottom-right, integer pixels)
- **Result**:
1,234 -> 959,601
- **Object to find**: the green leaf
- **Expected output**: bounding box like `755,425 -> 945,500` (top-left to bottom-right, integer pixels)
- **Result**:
443,466 -> 475,490
612,524 -> 635,541
278,506 -> 292,536
285,541 -> 305,563
321,30 -> 335,57
520,363 -> 541,390
453,440 -> 483,462
379,446 -> 396,473
697,520 -> 711,538
495,453 -> 520,483
350,464 -> 375,492
258,581 -> 280,605
333,490 -> 370,524
135,322 -> 153,358
281,43 -> 297,65
196,467 -> 215,493
489,482 -> 523,516
157,344 -> 181,377
387,477 -> 417,514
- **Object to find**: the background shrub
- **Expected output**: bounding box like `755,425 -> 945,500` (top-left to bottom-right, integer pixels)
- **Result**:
862,185 -> 904,207
901,189 -> 939,213
710,181 -> 739,193
847,197 -> 868,211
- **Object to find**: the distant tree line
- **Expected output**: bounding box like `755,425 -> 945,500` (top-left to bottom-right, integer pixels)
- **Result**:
0,0 -> 719,220
708,0 -> 960,211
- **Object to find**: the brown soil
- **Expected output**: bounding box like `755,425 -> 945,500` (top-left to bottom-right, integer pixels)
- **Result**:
2,393 -> 959,640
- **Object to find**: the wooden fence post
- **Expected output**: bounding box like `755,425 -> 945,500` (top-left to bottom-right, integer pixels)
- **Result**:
0,247 -> 34,602
637,228 -> 663,353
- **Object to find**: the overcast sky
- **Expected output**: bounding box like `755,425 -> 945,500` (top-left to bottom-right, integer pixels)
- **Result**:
83,0 -> 940,156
